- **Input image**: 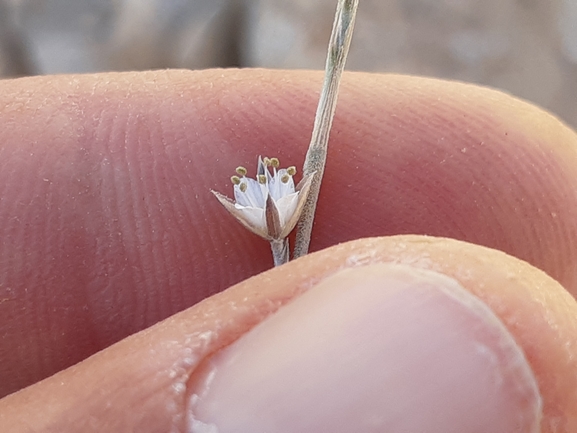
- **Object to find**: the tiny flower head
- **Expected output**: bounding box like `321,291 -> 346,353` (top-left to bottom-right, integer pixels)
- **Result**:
212,156 -> 314,241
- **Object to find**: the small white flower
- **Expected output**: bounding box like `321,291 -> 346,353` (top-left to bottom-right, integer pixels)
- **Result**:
212,156 -> 314,241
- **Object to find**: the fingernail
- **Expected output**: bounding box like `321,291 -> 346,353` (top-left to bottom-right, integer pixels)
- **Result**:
186,264 -> 542,433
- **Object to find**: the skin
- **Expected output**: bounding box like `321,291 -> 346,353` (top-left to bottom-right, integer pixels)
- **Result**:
0,69 -> 576,431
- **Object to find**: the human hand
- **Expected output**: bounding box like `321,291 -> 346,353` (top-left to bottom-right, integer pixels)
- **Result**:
0,69 -> 576,431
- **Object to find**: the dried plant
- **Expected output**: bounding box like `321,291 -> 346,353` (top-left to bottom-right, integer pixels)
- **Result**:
294,0 -> 359,258
212,0 -> 359,266
212,157 -> 314,266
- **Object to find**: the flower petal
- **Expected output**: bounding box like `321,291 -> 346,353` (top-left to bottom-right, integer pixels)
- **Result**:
211,190 -> 269,239
268,168 -> 295,201
275,192 -> 300,227
234,177 -> 265,208
279,172 -> 315,239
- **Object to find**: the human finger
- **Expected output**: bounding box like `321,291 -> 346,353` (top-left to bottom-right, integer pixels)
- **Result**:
1,70 -> 577,396
1,236 -> 575,432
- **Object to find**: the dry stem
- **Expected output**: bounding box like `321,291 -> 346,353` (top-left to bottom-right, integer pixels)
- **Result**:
293,0 -> 359,258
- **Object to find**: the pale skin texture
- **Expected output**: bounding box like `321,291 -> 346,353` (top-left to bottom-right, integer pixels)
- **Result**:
0,69 -> 577,431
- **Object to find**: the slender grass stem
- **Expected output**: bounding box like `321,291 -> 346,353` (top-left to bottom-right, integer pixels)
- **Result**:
293,0 -> 359,258
270,238 -> 289,267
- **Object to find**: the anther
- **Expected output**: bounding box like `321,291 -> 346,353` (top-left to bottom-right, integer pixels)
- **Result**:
281,174 -> 290,183
258,174 -> 267,184
239,182 -> 247,192
236,166 -> 247,176
231,175 -> 241,185
263,157 -> 271,166
287,166 -> 297,176
270,157 -> 280,168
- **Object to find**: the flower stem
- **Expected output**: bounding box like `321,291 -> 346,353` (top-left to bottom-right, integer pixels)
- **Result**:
271,238 -> 290,267
293,0 -> 359,259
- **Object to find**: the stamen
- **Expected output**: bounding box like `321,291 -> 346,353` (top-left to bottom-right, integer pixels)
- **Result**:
236,166 -> 247,176
239,182 -> 247,193
258,174 -> 267,184
263,157 -> 271,166
281,174 -> 290,184
270,157 -> 280,168
287,166 -> 297,176
231,175 -> 241,185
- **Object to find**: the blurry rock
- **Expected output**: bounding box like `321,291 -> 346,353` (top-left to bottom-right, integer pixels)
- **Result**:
0,0 -> 238,74
0,1 -> 34,76
0,0 -> 575,128
241,0 -> 408,71
107,0 -> 239,71
244,0 -> 575,127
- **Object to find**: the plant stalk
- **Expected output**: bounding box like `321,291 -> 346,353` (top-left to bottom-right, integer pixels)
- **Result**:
293,0 -> 359,258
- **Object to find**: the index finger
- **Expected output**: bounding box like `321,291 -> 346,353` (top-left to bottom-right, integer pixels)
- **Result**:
0,69 -> 576,396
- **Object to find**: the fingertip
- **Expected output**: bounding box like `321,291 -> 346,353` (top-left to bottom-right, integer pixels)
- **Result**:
205,235 -> 577,431
188,263 -> 542,433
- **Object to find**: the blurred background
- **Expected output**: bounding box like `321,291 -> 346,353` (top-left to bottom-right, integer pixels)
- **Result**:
0,0 -> 576,128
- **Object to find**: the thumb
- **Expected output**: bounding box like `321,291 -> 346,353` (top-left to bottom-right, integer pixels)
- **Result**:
1,236 -> 576,432
189,263 -> 541,432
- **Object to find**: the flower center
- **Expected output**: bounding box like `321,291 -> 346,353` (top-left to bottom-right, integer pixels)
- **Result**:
232,157 -> 298,209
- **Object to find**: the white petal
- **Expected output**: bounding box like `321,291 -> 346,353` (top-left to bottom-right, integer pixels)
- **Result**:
234,204 -> 267,232
259,181 -> 269,201
279,172 -> 315,238
275,192 -> 300,227
212,190 -> 269,239
234,178 -> 265,208
268,169 -> 295,201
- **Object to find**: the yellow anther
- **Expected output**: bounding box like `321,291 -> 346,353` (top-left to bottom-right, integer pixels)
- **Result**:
231,175 -> 241,185
236,166 -> 247,176
281,174 -> 290,184
263,157 -> 271,166
287,166 -> 296,176
270,157 -> 280,168
258,174 -> 267,184
239,182 -> 247,192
